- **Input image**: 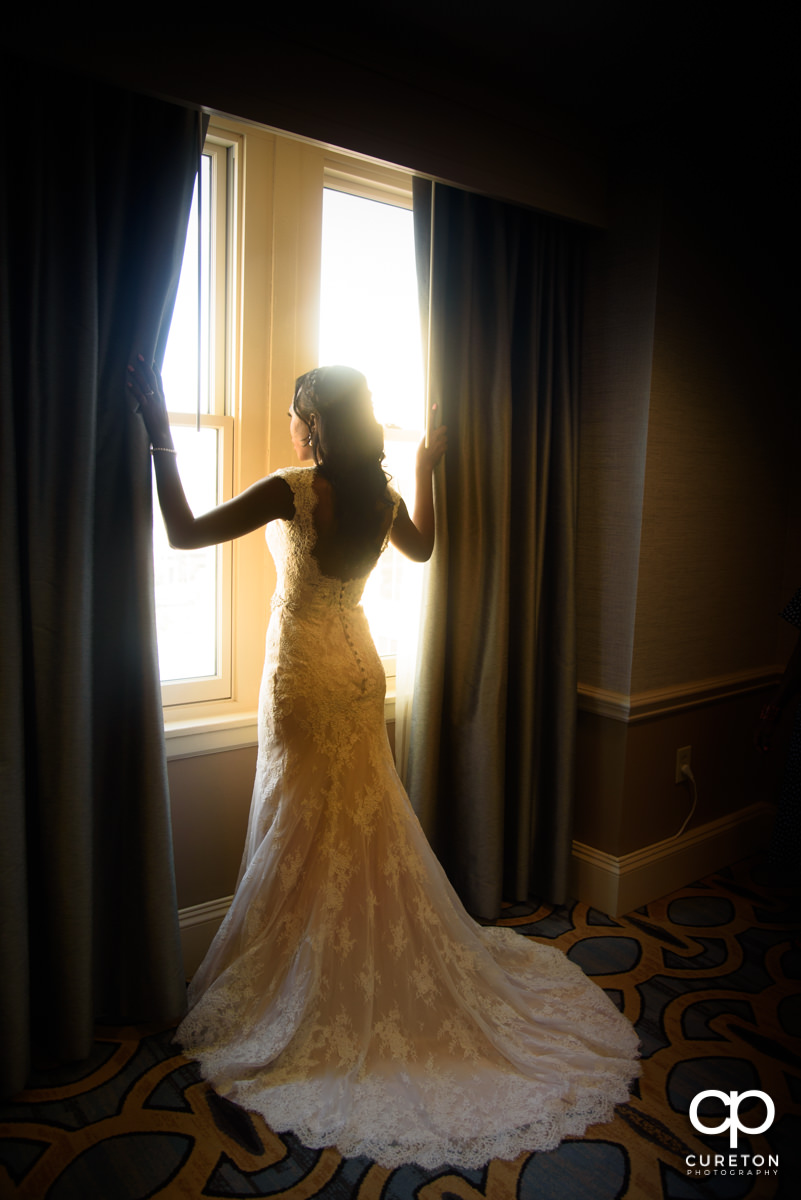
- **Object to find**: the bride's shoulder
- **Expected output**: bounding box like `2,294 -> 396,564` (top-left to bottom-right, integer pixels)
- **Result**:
270,466 -> 315,494
268,467 -> 318,527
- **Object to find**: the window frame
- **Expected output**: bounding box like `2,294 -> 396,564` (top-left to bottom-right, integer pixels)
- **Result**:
158,134 -> 237,709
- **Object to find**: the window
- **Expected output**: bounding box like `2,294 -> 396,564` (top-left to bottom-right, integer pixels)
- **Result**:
158,123 -> 422,738
156,136 -> 234,706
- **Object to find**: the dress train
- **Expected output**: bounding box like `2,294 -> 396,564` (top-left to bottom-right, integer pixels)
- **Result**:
176,466 -> 640,1168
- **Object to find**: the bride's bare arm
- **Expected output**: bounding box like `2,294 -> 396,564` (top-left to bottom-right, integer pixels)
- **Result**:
152,467 -> 293,550
127,355 -> 294,549
390,424 -> 447,562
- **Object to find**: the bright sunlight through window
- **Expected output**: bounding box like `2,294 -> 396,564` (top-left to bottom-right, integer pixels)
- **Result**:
155,154 -> 224,690
155,165 -> 424,697
319,188 -> 425,659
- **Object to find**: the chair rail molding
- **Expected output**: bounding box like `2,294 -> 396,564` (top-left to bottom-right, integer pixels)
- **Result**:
577,666 -> 781,724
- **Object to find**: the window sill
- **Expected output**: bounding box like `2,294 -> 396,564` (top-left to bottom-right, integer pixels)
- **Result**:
165,692 -> 397,760
164,713 -> 260,761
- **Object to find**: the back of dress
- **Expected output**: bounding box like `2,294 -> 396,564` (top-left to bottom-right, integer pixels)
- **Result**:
230,466 -> 401,878
265,464 -> 399,716
267,466 -> 397,616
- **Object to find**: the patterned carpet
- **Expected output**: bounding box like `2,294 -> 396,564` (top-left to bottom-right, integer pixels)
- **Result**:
1,857 -> 799,1200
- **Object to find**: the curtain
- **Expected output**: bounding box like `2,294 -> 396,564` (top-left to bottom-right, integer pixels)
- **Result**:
407,180 -> 582,919
0,57 -> 203,1098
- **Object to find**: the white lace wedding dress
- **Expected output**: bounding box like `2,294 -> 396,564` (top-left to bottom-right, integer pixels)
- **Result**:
176,466 -> 640,1169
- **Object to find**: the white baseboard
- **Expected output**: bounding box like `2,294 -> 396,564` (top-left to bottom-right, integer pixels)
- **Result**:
178,894 -> 233,978
570,802 -> 774,916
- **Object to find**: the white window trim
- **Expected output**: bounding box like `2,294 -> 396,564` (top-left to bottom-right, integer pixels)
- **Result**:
323,154 -> 414,209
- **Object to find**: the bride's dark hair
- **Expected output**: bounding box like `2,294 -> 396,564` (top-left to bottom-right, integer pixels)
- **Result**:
292,366 -> 392,551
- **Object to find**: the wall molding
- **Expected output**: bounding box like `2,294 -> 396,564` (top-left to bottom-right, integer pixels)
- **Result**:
570,802 -> 774,915
577,666 -> 780,724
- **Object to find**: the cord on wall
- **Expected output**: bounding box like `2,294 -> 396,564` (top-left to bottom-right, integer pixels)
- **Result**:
631,764 -> 699,862
672,764 -> 697,840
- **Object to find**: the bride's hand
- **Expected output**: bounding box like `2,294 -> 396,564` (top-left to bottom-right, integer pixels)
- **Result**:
417,423 -> 447,475
127,354 -> 172,448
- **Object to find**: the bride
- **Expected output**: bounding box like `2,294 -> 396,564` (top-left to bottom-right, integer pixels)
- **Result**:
128,359 -> 640,1169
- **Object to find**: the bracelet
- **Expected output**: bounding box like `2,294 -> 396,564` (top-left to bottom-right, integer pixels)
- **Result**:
151,446 -> 177,455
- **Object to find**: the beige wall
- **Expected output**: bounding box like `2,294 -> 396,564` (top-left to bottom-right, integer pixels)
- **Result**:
169,749 -> 257,910
633,175 -> 794,692
577,140 -> 662,699
574,123 -> 798,882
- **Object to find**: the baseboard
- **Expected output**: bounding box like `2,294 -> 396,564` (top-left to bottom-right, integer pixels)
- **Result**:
178,895 -> 233,978
570,802 -> 774,916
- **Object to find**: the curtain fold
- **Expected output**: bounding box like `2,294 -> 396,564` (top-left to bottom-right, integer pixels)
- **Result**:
407,180 -> 582,918
1,57 -> 203,1097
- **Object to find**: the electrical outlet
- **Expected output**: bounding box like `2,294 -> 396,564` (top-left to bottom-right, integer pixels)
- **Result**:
675,745 -> 692,784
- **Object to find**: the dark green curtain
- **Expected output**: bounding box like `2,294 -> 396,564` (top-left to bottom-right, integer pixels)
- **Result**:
408,180 -> 582,918
0,57 -> 203,1098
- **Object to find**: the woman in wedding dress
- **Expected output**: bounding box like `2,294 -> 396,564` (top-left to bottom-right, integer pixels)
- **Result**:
128,358 -> 640,1169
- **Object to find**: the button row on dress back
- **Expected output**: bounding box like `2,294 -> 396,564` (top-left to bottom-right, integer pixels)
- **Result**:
339,595 -> 368,693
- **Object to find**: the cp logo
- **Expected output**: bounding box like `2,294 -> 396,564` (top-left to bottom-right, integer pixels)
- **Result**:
689,1090 -> 775,1148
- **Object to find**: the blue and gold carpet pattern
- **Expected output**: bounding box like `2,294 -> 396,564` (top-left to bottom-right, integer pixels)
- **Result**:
1,858 -> 799,1199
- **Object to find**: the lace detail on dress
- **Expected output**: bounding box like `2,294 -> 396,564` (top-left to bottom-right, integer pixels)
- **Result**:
176,465 -> 640,1169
